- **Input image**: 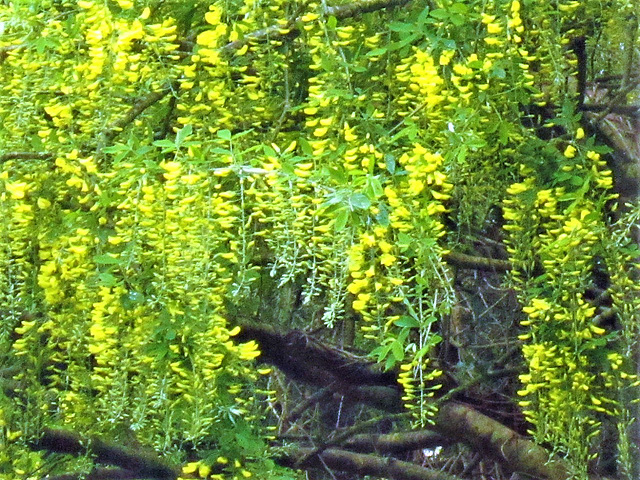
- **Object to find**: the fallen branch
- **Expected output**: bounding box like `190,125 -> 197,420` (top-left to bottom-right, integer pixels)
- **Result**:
278,446 -> 463,480
32,429 -> 178,480
344,430 -> 453,454
432,403 -> 570,480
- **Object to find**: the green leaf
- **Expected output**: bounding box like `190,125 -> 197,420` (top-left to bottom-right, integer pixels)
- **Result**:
391,340 -> 404,362
450,2 -> 469,13
152,139 -> 175,149
349,193 -> 371,210
334,208 -> 349,231
385,155 -> 396,174
429,9 -> 449,20
94,253 -> 122,265
450,13 -> 466,26
299,137 -> 314,156
262,144 -> 277,157
490,67 -> 506,79
371,344 -> 392,362
388,21 -> 414,33
102,144 -> 130,154
326,166 -> 347,184
394,315 -> 420,328
397,232 -> 412,250
98,272 -> 118,287
165,328 -> 177,341
570,175 -> 585,186
327,15 -> 337,29
376,204 -> 389,226
367,47 -> 388,57
367,176 -> 384,198
217,129 -> 232,141
175,124 -> 192,145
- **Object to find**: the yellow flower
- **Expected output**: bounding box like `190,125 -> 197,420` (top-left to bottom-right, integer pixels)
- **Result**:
506,182 -> 528,195
238,341 -> 261,360
198,464 -> 212,478
586,150 -> 600,161
487,23 -> 503,34
205,8 -> 222,25
197,30 -> 221,47
563,145 -> 577,158
5,182 -> 29,199
380,253 -> 396,266
182,462 -> 199,474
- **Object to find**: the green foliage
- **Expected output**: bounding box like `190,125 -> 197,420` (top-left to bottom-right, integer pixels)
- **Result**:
0,0 -> 639,478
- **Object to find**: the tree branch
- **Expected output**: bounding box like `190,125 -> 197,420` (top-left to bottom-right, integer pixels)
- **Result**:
279,446 -> 463,480
443,251 -> 512,272
96,85 -> 174,152
432,403 -> 570,480
344,430 -> 453,454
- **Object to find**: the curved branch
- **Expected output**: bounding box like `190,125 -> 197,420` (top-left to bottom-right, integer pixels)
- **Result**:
32,429 -> 178,480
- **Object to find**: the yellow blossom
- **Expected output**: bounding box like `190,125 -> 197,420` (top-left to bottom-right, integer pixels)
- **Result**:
380,253 -> 396,266
563,145 -> 577,158
5,182 -> 29,199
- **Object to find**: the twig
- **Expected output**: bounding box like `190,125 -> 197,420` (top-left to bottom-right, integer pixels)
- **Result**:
97,85 -> 174,152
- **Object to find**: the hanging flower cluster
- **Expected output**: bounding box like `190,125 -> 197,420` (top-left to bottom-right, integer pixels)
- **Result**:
503,140 -> 638,473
